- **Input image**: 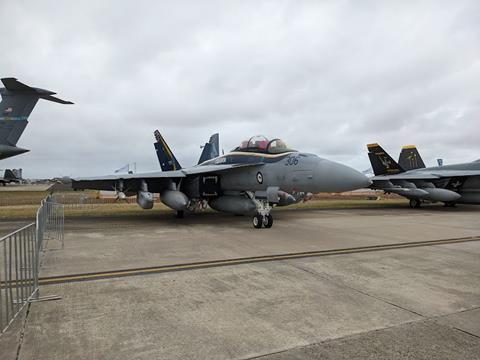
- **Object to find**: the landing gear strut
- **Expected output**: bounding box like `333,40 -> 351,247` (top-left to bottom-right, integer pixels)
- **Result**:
247,192 -> 274,229
409,199 -> 422,208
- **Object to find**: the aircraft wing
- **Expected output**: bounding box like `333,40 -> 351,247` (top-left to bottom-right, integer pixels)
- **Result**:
372,174 -> 439,181
72,170 -> 186,192
372,170 -> 480,181
183,163 -> 263,175
72,163 -> 263,192
429,170 -> 480,177
73,170 -> 186,182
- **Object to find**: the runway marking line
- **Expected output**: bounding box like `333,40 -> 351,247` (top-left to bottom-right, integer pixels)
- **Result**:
30,235 -> 480,285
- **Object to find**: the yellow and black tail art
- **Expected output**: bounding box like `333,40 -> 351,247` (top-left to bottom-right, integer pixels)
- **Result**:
398,145 -> 426,171
366,143 -> 404,176
154,130 -> 182,171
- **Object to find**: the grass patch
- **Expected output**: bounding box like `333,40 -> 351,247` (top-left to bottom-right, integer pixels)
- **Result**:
0,198 -> 408,220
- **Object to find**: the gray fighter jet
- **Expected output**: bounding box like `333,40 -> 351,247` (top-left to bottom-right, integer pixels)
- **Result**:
367,143 -> 480,208
0,78 -> 73,161
73,133 -> 370,228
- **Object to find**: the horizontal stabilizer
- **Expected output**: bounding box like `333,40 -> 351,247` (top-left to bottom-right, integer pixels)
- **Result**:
0,144 -> 29,160
1,78 -> 73,104
39,94 -> 74,104
0,77 -> 73,150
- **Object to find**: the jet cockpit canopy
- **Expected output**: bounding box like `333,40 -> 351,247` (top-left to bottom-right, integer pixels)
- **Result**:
233,135 -> 295,154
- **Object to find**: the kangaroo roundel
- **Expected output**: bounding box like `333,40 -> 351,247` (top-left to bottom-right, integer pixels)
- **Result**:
256,171 -> 263,184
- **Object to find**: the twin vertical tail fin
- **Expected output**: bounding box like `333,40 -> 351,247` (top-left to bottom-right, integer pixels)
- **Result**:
367,143 -> 404,176
197,133 -> 219,164
398,145 -> 425,171
0,78 -> 72,159
4,169 -> 21,180
0,168 -> 22,184
153,130 -> 182,171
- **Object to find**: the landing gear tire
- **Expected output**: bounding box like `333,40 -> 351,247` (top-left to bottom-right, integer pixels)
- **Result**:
253,214 -> 263,229
176,210 -> 184,218
263,214 -> 273,228
444,202 -> 457,208
409,199 -> 421,209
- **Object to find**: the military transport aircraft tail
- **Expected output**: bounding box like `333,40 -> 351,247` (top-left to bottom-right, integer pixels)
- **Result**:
0,77 -> 73,160
398,145 -> 426,171
154,130 -> 182,171
367,143 -> 405,176
197,133 -> 219,164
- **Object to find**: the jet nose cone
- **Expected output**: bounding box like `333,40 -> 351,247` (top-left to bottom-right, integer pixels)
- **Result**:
314,159 -> 372,193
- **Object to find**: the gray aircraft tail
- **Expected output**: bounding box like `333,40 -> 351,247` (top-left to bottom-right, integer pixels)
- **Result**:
367,143 -> 405,175
197,133 -> 219,164
153,130 -> 182,171
398,145 -> 425,171
0,78 -> 73,160
0,168 -> 22,184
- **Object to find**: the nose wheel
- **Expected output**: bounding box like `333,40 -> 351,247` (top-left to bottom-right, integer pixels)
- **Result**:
263,214 -> 273,228
252,213 -> 273,228
253,214 -> 263,228
409,199 -> 422,208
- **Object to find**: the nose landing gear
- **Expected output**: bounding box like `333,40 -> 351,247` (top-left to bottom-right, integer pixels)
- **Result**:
252,212 -> 273,228
409,198 -> 422,208
249,196 -> 274,229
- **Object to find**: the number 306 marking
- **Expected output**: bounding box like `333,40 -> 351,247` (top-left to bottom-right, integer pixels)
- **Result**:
285,155 -> 299,166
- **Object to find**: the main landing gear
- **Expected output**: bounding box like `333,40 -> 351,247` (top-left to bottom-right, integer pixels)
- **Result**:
409,198 -> 422,208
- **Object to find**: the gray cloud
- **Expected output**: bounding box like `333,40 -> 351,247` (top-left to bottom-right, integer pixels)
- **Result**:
1,0 -> 479,177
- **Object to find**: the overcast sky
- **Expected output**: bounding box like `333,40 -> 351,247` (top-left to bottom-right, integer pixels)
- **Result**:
1,0 -> 479,178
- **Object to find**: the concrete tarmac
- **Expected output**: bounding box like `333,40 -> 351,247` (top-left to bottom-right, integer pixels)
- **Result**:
40,206 -> 480,277
1,206 -> 479,359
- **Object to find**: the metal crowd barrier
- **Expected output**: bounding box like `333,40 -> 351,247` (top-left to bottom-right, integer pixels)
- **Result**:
0,196 -> 64,334
37,195 -> 65,251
